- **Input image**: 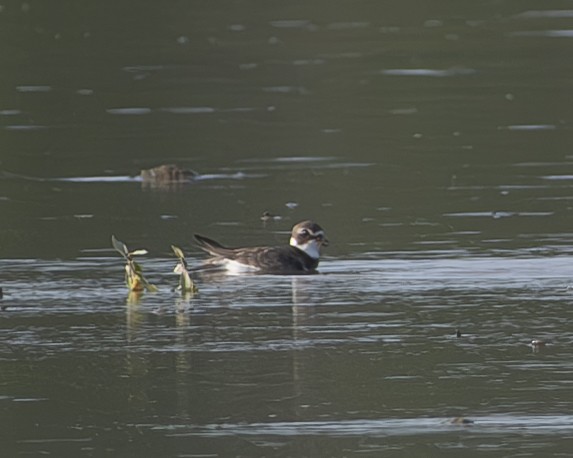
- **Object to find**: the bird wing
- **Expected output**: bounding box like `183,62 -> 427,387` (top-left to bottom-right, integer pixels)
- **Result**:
194,234 -> 318,274
232,246 -> 318,273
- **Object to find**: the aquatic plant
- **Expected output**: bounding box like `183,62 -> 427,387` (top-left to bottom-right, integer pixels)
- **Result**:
171,245 -> 198,293
111,235 -> 158,293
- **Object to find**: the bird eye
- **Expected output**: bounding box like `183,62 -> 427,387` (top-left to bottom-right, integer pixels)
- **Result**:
300,229 -> 309,236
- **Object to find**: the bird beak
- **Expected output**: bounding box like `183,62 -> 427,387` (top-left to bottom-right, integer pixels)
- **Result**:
318,236 -> 329,247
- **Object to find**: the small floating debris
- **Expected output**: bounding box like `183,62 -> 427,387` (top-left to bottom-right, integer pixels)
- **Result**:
492,210 -> 516,219
449,417 -> 474,425
111,235 -> 158,293
172,245 -> 198,294
456,329 -> 462,338
530,339 -> 547,353
260,211 -> 282,222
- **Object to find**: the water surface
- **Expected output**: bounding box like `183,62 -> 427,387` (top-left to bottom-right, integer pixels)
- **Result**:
2,0 -> 573,456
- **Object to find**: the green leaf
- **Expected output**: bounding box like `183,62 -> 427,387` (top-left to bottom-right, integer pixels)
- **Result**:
114,236 -> 156,293
131,260 -> 143,274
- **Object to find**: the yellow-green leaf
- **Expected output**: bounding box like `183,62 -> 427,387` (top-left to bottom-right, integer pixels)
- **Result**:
174,262 -> 184,274
171,245 -> 185,260
181,271 -> 192,291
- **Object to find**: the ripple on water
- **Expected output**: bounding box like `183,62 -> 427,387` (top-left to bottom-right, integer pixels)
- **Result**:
269,20 -> 315,29
514,10 -> 573,19
327,22 -> 371,30
0,109 -> 23,116
502,124 -> 557,131
3,254 -> 573,457
380,68 -> 476,77
159,106 -> 216,114
15,85 -> 52,93
4,125 -> 48,131
510,30 -> 573,38
151,414 -> 573,438
106,107 -> 153,115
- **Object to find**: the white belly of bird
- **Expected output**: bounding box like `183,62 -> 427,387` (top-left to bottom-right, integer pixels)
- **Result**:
223,259 -> 260,275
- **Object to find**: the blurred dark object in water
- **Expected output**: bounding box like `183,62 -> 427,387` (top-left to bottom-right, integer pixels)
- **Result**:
531,339 -> 547,353
0,287 -> 6,310
260,210 -> 282,222
449,417 -> 474,425
141,164 -> 198,190
456,329 -> 462,338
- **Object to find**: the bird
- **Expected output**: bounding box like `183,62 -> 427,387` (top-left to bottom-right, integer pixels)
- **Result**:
194,220 -> 328,274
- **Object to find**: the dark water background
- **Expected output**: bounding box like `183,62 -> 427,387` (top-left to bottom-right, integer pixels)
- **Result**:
2,1 -> 573,456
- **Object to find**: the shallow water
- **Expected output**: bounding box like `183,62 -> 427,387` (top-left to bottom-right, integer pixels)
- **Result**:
2,0 -> 573,456
2,256 -> 573,456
